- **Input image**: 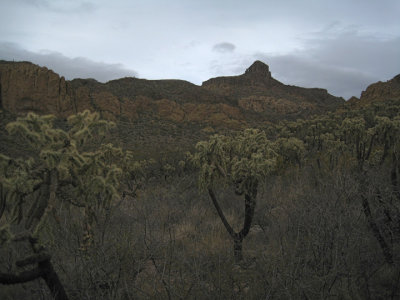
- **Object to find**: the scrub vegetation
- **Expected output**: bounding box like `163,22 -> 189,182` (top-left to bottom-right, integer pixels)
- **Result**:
1,100 -> 400,299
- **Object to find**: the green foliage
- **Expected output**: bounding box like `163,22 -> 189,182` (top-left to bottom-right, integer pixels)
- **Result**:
374,116 -> 400,157
192,129 -> 277,193
0,110 -> 141,245
1,99 -> 400,299
274,137 -> 305,169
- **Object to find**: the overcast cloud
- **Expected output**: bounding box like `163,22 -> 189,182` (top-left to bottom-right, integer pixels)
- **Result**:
0,0 -> 399,99
213,43 -> 236,54
210,28 -> 400,98
0,42 -> 137,82
19,0 -> 97,14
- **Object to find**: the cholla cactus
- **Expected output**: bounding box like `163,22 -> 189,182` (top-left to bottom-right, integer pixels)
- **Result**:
192,129 -> 277,261
0,110 -> 141,299
274,137 -> 305,170
194,129 -> 276,193
338,115 -> 400,265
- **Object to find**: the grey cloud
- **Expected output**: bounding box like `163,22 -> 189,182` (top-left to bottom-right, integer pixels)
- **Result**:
255,54 -> 376,99
212,42 -> 236,53
19,0 -> 96,13
224,30 -> 400,99
288,32 -> 399,98
0,42 -> 138,82
306,28 -> 400,76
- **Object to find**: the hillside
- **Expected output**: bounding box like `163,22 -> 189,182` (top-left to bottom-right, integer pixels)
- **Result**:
4,59 -> 400,159
0,60 -> 344,128
1,60 -> 400,300
347,74 -> 400,106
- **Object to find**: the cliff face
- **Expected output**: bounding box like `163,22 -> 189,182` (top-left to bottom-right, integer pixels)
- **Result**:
202,61 -> 344,117
0,61 -> 74,115
0,60 -> 344,127
345,74 -> 400,108
202,60 -> 281,93
359,74 -> 400,103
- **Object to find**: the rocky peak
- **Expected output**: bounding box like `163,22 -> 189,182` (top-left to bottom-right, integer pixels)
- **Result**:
0,61 -> 72,115
244,60 -> 272,79
202,60 -> 275,89
357,73 -> 400,104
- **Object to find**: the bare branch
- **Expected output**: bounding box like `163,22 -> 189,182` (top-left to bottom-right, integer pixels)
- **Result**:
208,188 -> 236,239
0,268 -> 42,284
16,252 -> 51,268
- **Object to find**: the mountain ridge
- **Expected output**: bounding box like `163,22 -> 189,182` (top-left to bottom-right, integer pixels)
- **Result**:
1,59 -> 400,159
0,60 -> 346,128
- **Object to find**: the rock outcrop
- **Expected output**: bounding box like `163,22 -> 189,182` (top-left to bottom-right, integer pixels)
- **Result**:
0,61 -> 74,115
345,74 -> 400,109
202,61 -> 343,119
0,60 -> 344,128
359,74 -> 400,104
244,60 -> 272,79
202,61 -> 280,92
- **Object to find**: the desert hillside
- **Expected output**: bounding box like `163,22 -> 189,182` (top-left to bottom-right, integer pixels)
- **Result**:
0,60 -> 344,127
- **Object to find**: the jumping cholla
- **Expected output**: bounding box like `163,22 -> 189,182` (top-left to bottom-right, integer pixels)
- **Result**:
0,110 -> 144,300
192,129 -> 277,262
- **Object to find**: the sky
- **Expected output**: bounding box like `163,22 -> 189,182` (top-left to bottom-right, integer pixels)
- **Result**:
0,0 -> 399,99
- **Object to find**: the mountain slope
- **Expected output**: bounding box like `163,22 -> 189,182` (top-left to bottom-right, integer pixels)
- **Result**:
350,74 -> 400,105
0,60 -> 344,128
203,61 -> 343,119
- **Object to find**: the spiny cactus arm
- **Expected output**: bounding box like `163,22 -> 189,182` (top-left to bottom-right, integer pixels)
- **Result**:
67,110 -> 115,145
5,113 -> 59,150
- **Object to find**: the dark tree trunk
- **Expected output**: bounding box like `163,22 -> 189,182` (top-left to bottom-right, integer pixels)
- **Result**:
233,237 -> 243,262
208,186 -> 257,263
0,169 -> 68,299
239,191 -> 257,239
0,256 -> 69,300
38,259 -> 69,300
362,195 -> 393,265
391,155 -> 400,200
0,183 -> 6,220
0,269 -> 42,284
208,189 -> 235,237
